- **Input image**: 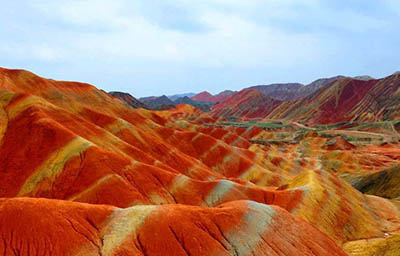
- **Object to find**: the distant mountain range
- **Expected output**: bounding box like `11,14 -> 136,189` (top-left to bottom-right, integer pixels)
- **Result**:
109,72 -> 400,125
134,74 -> 378,109
113,93 -> 213,111
211,72 -> 400,124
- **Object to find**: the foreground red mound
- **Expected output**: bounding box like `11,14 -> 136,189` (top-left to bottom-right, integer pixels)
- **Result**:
0,198 -> 346,256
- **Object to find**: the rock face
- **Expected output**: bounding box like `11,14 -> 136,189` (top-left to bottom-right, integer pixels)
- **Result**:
191,90 -> 236,103
0,67 -> 400,255
268,75 -> 400,125
141,95 -> 175,109
245,77 -> 345,101
204,77 -> 347,120
210,89 -> 282,119
212,90 -> 236,103
247,83 -> 303,101
134,73 -> 398,123
208,74 -> 400,122
296,76 -> 345,99
109,91 -> 147,108
192,91 -> 215,102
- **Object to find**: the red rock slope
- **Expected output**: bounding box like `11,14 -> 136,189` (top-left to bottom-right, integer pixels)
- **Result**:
210,89 -> 282,119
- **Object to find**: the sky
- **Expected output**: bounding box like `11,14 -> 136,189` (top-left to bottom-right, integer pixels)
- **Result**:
0,1 -> 399,97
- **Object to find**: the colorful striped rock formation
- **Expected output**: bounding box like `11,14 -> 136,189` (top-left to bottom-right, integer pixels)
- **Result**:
210,73 -> 400,124
0,67 -> 400,255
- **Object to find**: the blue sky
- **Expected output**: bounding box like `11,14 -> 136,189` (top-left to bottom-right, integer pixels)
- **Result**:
1,0 -> 399,97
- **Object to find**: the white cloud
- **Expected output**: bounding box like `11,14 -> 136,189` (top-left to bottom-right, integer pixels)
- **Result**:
383,0 -> 400,15
32,45 -> 63,61
0,43 -> 63,62
23,0 -> 324,69
33,0 -> 127,28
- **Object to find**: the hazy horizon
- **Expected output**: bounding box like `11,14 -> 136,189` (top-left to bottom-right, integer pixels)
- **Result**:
1,1 -> 399,97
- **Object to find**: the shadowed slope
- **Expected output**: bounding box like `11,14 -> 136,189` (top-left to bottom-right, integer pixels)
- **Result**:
109,91 -> 147,109
346,164 -> 400,199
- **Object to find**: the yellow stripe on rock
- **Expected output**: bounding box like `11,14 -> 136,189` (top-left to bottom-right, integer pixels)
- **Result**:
203,179 -> 236,206
169,174 -> 191,195
101,205 -> 157,255
104,118 -> 134,134
17,137 -> 92,196
239,164 -> 281,186
7,95 -> 48,120
225,201 -> 275,255
0,89 -> 16,107
102,118 -> 148,149
68,174 -> 131,202
0,90 -> 16,144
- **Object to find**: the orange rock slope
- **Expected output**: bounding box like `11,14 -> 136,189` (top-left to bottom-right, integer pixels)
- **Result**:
0,67 -> 400,255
